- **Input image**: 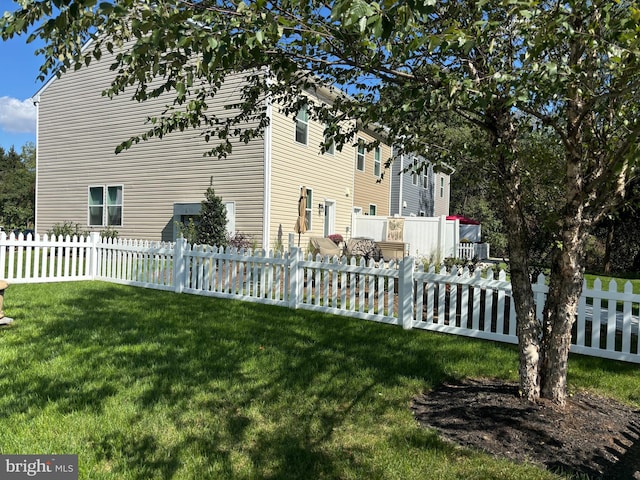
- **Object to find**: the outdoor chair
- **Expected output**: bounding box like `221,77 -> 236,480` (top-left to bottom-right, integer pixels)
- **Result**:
310,237 -> 342,257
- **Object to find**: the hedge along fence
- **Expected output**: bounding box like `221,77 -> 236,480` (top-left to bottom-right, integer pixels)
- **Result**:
1,232 -> 638,363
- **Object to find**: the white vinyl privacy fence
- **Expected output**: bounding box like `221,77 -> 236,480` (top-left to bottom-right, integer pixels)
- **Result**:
1,232 -> 638,364
352,214 -> 490,260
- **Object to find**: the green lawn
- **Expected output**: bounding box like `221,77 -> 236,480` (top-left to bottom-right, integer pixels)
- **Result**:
1,282 -> 638,479
584,273 -> 640,294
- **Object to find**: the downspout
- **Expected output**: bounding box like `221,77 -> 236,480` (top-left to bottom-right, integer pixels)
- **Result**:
262,95 -> 273,251
397,147 -> 404,216
33,95 -> 40,234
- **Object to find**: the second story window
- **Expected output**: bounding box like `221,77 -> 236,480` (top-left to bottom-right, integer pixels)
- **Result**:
324,124 -> 335,155
295,104 -> 309,145
440,176 -> 445,197
374,147 -> 381,177
356,139 -> 365,171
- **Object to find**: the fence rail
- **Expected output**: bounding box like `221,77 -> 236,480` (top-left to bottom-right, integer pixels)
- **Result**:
1,232 -> 638,363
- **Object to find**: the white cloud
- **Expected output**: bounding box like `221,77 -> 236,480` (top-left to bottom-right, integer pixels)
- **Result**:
0,96 -> 37,134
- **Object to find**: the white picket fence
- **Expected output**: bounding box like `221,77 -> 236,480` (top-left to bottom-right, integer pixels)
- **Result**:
1,232 -> 638,364
457,242 -> 490,261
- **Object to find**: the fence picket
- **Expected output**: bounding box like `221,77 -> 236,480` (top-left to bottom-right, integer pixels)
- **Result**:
472,270 -> 482,330
367,261 -> 375,314
484,269 -> 494,333
460,269 -> 469,329
358,258 -> 366,313
607,280 -> 618,351
331,259 -> 339,309
592,279 -> 602,348
496,270 -> 506,335
622,282 -> 633,354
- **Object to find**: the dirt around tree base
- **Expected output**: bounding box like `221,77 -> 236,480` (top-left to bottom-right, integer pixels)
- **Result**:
411,379 -> 640,479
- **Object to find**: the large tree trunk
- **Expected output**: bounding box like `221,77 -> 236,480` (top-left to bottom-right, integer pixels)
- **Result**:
503,197 -> 540,402
492,109 -> 541,403
539,206 -> 588,405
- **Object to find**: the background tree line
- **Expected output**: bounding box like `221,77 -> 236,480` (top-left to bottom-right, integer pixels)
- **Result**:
0,142 -> 35,232
447,124 -> 640,276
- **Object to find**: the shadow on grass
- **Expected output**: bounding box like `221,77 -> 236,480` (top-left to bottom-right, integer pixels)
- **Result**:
5,281 -> 625,479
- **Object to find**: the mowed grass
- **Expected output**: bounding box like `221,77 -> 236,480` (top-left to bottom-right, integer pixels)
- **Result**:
1,283 -> 639,479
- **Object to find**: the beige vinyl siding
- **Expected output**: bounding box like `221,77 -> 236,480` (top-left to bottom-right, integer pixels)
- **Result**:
269,93 -> 355,252
37,49 -> 265,242
433,172 -> 451,217
352,132 -> 391,217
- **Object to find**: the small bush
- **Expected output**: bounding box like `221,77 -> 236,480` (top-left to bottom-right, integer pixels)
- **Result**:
327,233 -> 344,244
47,221 -> 89,238
443,257 -> 479,273
100,226 -> 119,240
197,187 -> 228,248
226,231 -> 253,250
176,218 -> 199,245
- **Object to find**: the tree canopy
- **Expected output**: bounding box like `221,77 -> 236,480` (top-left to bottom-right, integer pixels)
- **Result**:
3,0 -> 640,404
0,143 -> 36,230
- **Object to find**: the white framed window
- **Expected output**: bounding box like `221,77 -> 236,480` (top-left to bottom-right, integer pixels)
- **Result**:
440,176 -> 445,197
412,158 -> 418,185
369,204 -> 377,216
356,138 -> 365,171
305,188 -> 313,230
324,124 -> 335,155
423,171 -> 429,189
295,104 -> 309,145
374,146 -> 381,177
88,185 -> 123,227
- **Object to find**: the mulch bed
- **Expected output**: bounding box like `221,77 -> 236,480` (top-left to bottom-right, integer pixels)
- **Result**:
411,378 -> 640,479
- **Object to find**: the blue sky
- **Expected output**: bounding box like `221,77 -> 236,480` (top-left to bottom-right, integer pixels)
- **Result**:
0,0 -> 45,152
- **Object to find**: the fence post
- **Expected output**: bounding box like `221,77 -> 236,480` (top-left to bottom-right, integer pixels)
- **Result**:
88,232 -> 101,280
173,237 -> 186,294
438,215 -> 447,259
398,256 -> 415,330
289,246 -> 301,309
0,232 -> 6,279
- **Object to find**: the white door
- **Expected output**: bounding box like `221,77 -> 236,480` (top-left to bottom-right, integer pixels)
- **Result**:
225,201 -> 236,234
323,200 -> 336,237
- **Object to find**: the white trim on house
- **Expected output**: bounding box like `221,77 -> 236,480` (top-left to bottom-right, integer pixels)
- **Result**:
323,198 -> 336,236
34,97 -> 40,235
263,96 -> 273,251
